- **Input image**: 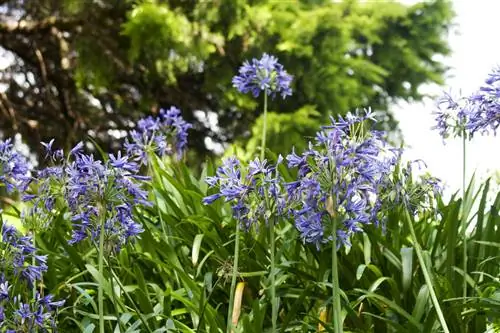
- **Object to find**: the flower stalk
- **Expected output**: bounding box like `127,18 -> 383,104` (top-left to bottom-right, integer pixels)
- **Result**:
226,221 -> 241,333
261,92 -> 268,161
98,211 -> 106,333
270,214 -> 277,333
403,209 -> 450,333
461,132 -> 467,302
330,213 -> 343,333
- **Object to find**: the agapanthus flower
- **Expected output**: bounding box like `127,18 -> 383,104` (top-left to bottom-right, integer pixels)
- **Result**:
0,286 -> 64,331
125,106 -> 192,163
232,53 -> 293,99
286,109 -> 399,249
434,67 -> 500,139
24,141 -> 151,250
203,156 -> 285,229
65,150 -> 150,247
0,223 -> 64,331
0,138 -> 30,193
0,224 -> 47,287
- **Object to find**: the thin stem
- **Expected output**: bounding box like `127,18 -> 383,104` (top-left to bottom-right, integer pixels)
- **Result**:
32,231 -> 37,299
260,91 -> 268,161
461,133 -> 467,302
226,221 -> 240,333
270,216 -> 277,333
98,217 -> 106,333
331,217 -> 342,333
404,209 -> 450,333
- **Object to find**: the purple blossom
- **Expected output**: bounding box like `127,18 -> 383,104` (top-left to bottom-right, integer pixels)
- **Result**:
232,53 -> 293,99
286,109 -> 398,248
434,67 -> 500,139
25,141 -> 150,249
64,150 -> 149,247
125,106 -> 192,163
0,138 -> 30,193
0,225 -> 63,331
1,224 -> 47,287
203,157 -> 285,229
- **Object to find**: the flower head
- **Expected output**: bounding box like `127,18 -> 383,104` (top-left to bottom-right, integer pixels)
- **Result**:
434,67 -> 500,139
125,106 -> 192,163
0,224 -> 47,287
0,138 -> 30,193
203,156 -> 285,229
287,109 -> 398,249
24,141 -> 151,250
232,53 -> 293,99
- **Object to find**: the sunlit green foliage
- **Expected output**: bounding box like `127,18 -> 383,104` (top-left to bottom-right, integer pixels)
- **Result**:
0,0 -> 452,159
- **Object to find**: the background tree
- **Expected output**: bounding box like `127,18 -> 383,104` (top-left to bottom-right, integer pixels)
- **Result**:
0,0 -> 453,162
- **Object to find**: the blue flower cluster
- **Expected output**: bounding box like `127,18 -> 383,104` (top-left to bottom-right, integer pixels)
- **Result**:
203,156 -> 285,229
202,109 -> 401,249
0,224 -> 64,331
125,106 -> 192,162
232,53 -> 293,99
0,139 -> 30,194
434,67 -> 500,139
285,110 -> 399,248
26,141 -> 151,249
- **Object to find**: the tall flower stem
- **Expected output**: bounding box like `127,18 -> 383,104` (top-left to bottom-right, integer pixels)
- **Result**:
331,217 -> 342,333
270,215 -> 277,333
226,221 -> 240,333
461,133 -> 467,302
404,209 -> 450,333
32,231 -> 37,298
98,214 -> 106,333
260,91 -> 268,161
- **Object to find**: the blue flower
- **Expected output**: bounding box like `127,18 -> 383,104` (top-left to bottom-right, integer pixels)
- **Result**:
0,224 -> 64,331
286,109 -> 398,248
203,157 -> 285,229
434,67 -> 500,139
0,138 -> 30,193
26,140 -> 151,249
232,53 -> 293,99
64,150 -> 150,247
125,106 -> 192,163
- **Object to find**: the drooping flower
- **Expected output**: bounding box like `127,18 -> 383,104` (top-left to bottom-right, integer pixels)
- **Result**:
0,138 -> 30,193
232,53 -> 293,99
286,109 -> 399,249
203,156 -> 285,229
125,106 -> 192,163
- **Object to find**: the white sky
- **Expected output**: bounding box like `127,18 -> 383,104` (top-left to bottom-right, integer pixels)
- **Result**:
394,0 -> 500,194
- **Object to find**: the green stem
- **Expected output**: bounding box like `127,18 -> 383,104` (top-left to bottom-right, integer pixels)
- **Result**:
270,217 -> 277,333
32,231 -> 37,299
226,221 -> 240,333
461,133 -> 467,302
404,209 -> 450,333
260,92 -> 268,161
331,217 -> 342,333
98,216 -> 106,333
